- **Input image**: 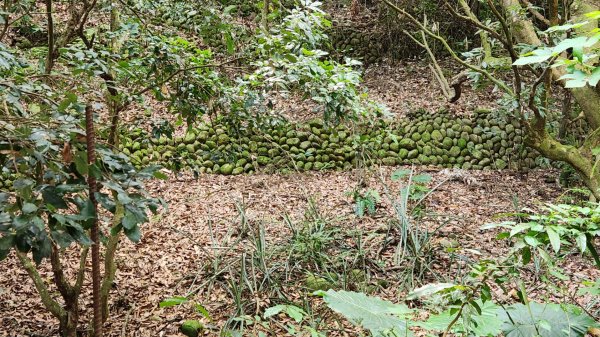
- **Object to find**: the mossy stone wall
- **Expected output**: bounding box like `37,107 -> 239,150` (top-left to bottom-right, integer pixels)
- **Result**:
117,110 -> 538,176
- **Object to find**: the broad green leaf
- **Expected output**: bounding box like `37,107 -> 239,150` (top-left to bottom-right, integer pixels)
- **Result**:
585,11 -> 600,19
560,70 -> 588,88
42,186 -> 68,209
572,46 -> 584,62
391,169 -> 411,181
546,227 -> 561,253
80,199 -> 97,220
510,223 -> 531,237
51,230 -> 75,248
264,305 -> 286,318
417,300 -> 503,336
21,203 -> 38,214
552,37 -> 588,55
589,67 -> 600,87
577,279 -> 600,296
124,225 -> 141,242
407,283 -> 455,300
546,22 -> 589,32
321,290 -> 412,337
285,305 -> 306,323
524,235 -> 541,247
514,50 -> 552,66
0,235 -> 13,250
74,151 -> 88,175
160,296 -> 188,308
498,302 -> 595,337
122,210 -> 141,230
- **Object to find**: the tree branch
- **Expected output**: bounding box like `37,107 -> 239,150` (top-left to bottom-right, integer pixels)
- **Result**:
134,58 -> 241,97
50,243 -> 76,302
45,0 -> 55,73
382,0 -> 514,96
100,199 -> 125,322
519,0 -> 551,26
74,247 -> 89,294
16,251 -> 66,320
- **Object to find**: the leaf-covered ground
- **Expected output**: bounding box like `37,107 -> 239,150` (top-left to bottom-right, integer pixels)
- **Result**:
2,164 -> 598,336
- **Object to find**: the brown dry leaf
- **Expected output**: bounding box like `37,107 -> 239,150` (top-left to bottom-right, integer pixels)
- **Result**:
61,141 -> 73,164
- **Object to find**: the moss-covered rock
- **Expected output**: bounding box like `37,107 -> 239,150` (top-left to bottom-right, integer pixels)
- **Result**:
180,320 -> 203,337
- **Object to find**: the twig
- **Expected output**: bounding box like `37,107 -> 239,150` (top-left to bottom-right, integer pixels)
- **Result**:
519,0 -> 551,26
528,55 -> 559,122
119,307 -> 134,337
381,0 -> 514,96
134,58 -> 242,97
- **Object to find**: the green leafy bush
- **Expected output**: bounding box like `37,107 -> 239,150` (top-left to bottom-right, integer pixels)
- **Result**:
483,203 -> 600,268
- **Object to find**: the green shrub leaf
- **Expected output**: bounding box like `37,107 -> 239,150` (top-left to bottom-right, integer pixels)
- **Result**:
321,290 -> 412,336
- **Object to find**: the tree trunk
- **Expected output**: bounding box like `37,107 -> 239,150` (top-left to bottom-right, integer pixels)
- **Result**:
549,0 -> 559,26
59,307 -> 79,337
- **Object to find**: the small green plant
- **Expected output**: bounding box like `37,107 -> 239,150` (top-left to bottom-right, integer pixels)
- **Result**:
159,296 -> 212,337
241,0 -> 387,123
350,189 -> 380,217
318,200 -> 600,337
284,199 -> 338,270
225,303 -> 325,336
318,278 -> 598,336
379,168 -> 443,289
391,169 -> 432,202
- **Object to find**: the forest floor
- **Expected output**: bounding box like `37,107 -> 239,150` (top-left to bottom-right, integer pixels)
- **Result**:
2,166 -> 599,336
1,62 -> 599,336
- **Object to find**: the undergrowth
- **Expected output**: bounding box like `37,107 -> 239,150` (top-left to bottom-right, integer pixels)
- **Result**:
158,167 -> 600,337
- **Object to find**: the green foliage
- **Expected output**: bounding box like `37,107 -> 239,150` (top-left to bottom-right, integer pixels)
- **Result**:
160,296 -> 211,319
350,189 -> 380,217
578,278 -> 600,296
242,0 -> 386,123
285,200 -> 337,268
137,0 -> 247,54
264,304 -> 307,323
417,300 -> 503,336
514,12 -> 600,88
320,289 -> 597,337
483,203 -> 600,268
317,290 -> 412,337
0,101 -> 162,262
320,200 -> 600,336
391,169 -> 432,201
231,304 -> 325,337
